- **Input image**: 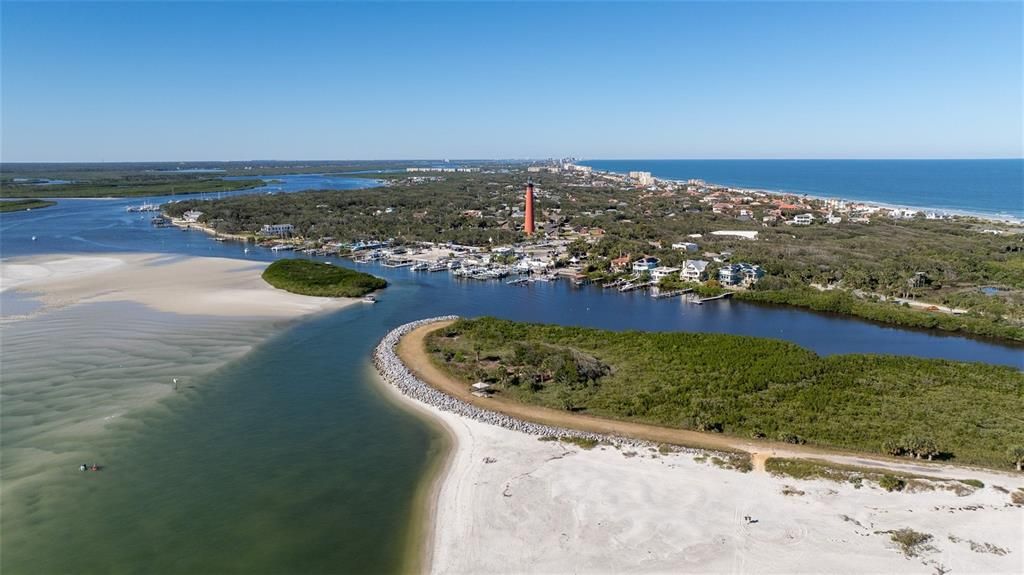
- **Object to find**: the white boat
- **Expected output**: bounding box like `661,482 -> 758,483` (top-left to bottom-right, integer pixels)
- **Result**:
362,295 -> 377,303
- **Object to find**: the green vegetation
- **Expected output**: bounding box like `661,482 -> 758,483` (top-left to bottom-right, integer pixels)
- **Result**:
261,259 -> 387,297
887,529 -> 935,558
709,453 -> 753,473
763,458 -> 984,496
0,175 -> 263,199
736,287 -> 1024,341
155,168 -> 1024,341
427,317 -> 1024,469
163,173 -> 526,246
0,199 -> 56,212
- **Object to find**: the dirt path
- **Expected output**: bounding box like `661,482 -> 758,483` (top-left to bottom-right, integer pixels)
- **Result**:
397,320 -> 1010,481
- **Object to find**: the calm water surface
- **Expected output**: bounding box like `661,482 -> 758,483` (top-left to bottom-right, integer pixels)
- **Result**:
1,174 -> 1020,573
582,159 -> 1024,219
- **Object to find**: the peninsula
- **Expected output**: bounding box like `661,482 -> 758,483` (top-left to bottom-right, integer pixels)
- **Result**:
375,317 -> 1024,574
422,317 -> 1024,470
161,165 -> 1024,342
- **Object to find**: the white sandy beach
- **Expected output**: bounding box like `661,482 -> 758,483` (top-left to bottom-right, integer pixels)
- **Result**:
373,320 -> 1024,575
0,253 -> 357,318
386,387 -> 1024,574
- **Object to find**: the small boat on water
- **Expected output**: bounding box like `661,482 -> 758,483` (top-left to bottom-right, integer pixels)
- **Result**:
362,295 -> 377,303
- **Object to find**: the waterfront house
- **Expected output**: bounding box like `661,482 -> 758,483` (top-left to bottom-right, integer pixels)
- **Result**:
632,257 -> 660,273
791,213 -> 814,226
260,223 -> 295,237
610,255 -> 631,272
182,210 -> 204,223
681,260 -> 709,282
651,267 -> 680,282
719,263 -> 765,286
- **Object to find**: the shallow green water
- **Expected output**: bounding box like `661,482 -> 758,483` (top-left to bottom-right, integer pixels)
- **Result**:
1,302 -> 444,574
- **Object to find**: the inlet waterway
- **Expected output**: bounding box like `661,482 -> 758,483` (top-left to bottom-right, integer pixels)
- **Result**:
1,174 -> 1021,573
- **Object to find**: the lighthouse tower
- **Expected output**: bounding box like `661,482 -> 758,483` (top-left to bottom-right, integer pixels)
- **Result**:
524,181 -> 535,236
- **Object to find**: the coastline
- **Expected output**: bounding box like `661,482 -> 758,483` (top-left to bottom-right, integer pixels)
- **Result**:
364,363 -> 456,574
580,161 -> 1023,224
373,317 -> 1024,573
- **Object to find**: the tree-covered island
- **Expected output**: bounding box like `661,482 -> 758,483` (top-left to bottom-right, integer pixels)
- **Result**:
262,259 -> 387,298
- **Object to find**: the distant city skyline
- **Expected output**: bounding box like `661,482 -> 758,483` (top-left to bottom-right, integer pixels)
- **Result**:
1,1 -> 1021,162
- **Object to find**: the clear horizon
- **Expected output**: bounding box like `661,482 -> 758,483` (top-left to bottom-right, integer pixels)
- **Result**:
2,1 -> 1021,162
3,157 -> 1023,165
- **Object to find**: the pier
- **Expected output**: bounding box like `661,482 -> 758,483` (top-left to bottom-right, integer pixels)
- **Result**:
618,280 -> 653,292
651,288 -> 693,299
696,292 -> 734,304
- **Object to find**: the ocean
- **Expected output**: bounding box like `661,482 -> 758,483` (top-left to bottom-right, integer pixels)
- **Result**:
579,159 -> 1024,219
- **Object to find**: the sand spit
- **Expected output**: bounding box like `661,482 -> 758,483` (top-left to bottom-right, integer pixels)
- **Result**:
375,319 -> 1024,574
0,253 -> 357,319
0,253 -> 358,505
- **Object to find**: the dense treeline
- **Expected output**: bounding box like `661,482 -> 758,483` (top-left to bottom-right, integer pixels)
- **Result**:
736,288 -> 1024,341
427,317 -> 1024,469
262,259 -> 386,297
0,174 -> 263,199
165,174 -> 530,246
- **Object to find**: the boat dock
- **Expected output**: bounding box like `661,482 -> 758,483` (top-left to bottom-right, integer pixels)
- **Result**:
696,292 -> 734,304
651,288 -> 692,296
618,280 -> 653,292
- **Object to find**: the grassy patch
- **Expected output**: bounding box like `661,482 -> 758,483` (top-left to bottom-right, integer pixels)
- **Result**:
710,453 -> 753,473
885,528 -> 935,558
0,199 -> 56,213
766,458 -> 919,491
262,259 -> 386,298
560,436 -> 602,450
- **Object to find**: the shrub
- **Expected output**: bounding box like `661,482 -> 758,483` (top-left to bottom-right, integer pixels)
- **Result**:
878,475 -> 906,492
888,528 -> 934,557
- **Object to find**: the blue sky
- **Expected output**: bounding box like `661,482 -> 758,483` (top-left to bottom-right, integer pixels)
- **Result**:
1,1 -> 1021,161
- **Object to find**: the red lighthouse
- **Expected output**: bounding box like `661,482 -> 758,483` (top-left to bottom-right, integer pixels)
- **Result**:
524,181 -> 535,236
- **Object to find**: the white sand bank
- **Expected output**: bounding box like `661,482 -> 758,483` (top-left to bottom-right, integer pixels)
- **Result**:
0,253 -> 357,318
0,253 -> 360,500
378,382 -> 1024,574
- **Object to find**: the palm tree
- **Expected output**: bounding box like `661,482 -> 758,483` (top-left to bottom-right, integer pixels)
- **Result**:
1008,446 -> 1024,472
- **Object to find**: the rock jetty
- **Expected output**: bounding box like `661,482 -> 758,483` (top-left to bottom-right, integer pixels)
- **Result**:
374,317 -> 661,450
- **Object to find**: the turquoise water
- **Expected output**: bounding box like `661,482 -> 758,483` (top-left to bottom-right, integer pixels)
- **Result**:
2,174 -> 1021,574
581,159 -> 1024,219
